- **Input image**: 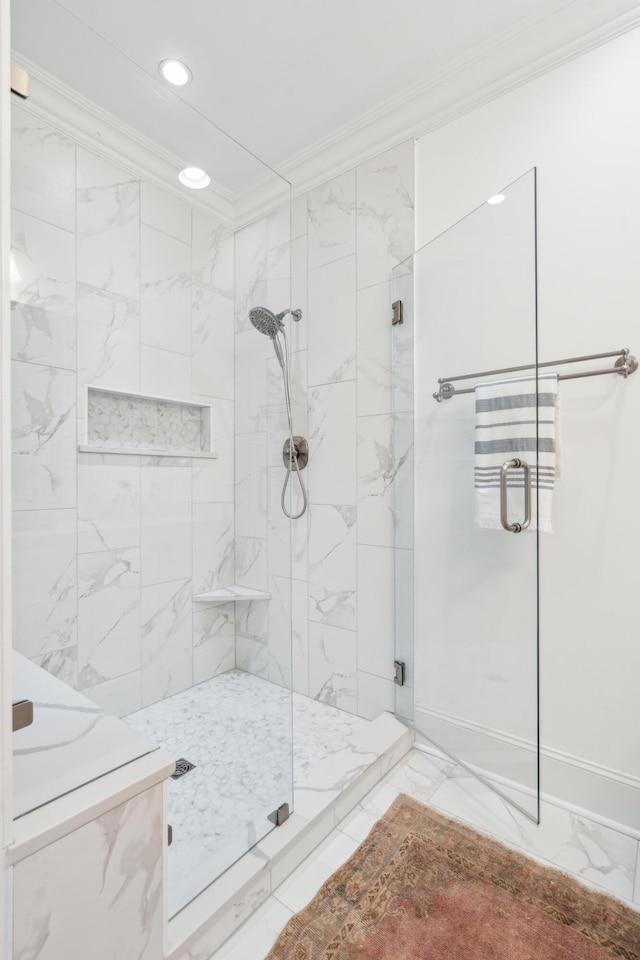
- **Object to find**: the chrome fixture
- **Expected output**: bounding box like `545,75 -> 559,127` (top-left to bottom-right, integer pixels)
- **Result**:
12,699 -> 33,732
171,758 -> 196,779
392,300 -> 403,326
433,347 -> 638,401
268,802 -> 290,827
393,660 -> 406,686
248,306 -> 308,519
283,436 -> 308,471
500,458 -> 532,533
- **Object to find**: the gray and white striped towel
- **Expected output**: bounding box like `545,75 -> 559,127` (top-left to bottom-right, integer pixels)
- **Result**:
474,373 -> 560,533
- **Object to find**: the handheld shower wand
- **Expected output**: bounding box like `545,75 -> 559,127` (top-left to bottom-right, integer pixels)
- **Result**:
248,307 -> 308,520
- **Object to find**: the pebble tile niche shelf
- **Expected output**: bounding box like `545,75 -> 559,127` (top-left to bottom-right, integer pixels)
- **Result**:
192,586 -> 271,605
79,386 -> 217,459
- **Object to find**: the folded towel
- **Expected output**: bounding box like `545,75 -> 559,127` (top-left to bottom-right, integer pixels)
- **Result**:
474,373 -> 560,533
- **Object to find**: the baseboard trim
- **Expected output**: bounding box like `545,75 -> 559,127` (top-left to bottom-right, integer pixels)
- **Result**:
415,705 -> 640,833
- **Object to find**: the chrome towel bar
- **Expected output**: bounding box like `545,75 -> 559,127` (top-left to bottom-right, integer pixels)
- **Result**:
434,348 -> 638,402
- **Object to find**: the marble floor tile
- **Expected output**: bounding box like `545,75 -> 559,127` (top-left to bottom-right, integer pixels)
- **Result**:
273,830 -> 360,913
212,747 -> 640,960
125,670 -> 369,918
213,896 -> 293,960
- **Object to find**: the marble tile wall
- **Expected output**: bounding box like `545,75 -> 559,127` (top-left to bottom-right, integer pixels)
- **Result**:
299,141 -> 415,719
236,142 -> 415,720
233,201 -> 294,686
10,103 -> 237,715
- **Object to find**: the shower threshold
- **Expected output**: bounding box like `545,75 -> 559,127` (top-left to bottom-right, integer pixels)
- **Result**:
126,670 -> 412,960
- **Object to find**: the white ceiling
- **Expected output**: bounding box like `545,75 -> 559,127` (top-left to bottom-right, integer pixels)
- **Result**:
12,0 -> 640,196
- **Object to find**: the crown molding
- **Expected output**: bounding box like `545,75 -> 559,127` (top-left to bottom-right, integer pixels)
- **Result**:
12,1 -> 640,228
11,54 -> 236,227
273,0 -> 640,201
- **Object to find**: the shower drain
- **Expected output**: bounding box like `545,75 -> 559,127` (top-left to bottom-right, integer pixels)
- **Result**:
171,758 -> 196,779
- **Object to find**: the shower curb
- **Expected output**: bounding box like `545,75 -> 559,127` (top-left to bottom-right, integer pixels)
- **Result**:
166,712 -> 413,960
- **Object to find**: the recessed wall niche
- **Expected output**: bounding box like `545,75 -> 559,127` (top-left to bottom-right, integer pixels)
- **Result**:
79,386 -> 216,459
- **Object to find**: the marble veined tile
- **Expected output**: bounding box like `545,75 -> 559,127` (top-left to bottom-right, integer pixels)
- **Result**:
13,783 -> 163,960
77,147 -> 140,301
235,328 -> 268,434
292,579 -> 309,696
357,412 -> 413,548
12,359 -> 76,511
268,575 -> 292,688
140,344 -> 191,399
77,283 -> 140,397
141,464 -> 192,586
192,396 -> 234,503
32,647 -> 78,689
308,170 -> 356,269
192,285 -> 234,401
141,180 -> 191,243
308,622 -> 357,714
235,432 -> 268,539
140,223 -> 191,356
77,548 -> 141,692
235,219 -> 268,334
357,280 -> 393,417
356,141 -> 414,290
308,381 -> 356,506
11,105 -> 76,231
192,501 -> 235,594
11,209 -> 76,369
427,767 -> 639,903
309,504 -> 357,630
236,535 -> 268,590
78,454 -> 140,553
193,602 -> 235,683
357,545 -> 394,678
13,508 -> 77,660
291,195 -> 308,241
12,652 -> 156,819
141,579 -> 193,707
192,210 -> 234,298
307,255 -> 356,386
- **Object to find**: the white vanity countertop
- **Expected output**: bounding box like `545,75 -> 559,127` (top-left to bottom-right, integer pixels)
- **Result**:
13,652 -> 164,820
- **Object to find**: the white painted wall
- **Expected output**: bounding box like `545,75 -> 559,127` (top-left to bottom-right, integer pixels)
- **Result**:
414,26 -> 640,827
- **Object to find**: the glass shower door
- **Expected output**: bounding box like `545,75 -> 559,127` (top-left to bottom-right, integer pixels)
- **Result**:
395,169 -> 540,821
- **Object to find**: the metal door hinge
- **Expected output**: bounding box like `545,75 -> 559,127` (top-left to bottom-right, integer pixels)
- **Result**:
12,699 -> 34,732
167,825 -> 173,846
392,300 -> 403,326
393,660 -> 406,686
268,802 -> 290,827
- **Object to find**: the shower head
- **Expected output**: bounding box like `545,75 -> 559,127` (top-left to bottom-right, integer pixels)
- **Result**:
248,306 -> 285,338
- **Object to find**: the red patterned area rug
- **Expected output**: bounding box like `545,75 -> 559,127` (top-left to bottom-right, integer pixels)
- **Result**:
266,794 -> 640,960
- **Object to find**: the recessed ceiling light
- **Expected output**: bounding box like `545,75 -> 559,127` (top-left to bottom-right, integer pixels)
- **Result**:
178,167 -> 211,190
159,59 -> 192,86
487,193 -> 506,205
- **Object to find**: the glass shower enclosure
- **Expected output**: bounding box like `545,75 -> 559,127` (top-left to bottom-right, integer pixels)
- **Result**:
10,0 -> 294,916
394,170 -> 540,822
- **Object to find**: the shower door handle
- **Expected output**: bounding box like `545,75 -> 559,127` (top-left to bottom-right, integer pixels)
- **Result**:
500,458 -> 532,533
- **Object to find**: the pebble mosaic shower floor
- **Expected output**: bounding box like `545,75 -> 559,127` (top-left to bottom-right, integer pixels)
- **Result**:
125,669 -> 368,916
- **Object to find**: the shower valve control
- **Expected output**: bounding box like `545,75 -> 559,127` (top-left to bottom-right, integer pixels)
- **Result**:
282,436 -> 309,471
